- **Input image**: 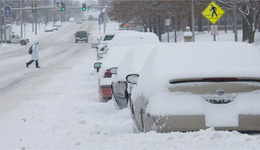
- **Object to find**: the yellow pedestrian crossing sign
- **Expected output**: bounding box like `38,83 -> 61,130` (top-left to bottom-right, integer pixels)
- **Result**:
202,1 -> 225,24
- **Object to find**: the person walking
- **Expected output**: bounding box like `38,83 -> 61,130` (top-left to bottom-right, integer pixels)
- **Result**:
26,40 -> 40,68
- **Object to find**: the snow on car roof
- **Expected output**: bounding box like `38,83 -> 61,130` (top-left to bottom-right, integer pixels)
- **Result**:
136,42 -> 260,97
116,44 -> 159,81
107,32 -> 159,49
100,31 -> 137,41
98,46 -> 133,78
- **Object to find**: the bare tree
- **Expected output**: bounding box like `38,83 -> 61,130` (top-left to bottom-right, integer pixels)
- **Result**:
216,0 -> 260,43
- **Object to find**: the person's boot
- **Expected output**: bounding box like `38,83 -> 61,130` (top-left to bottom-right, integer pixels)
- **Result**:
36,63 -> 41,68
26,60 -> 34,68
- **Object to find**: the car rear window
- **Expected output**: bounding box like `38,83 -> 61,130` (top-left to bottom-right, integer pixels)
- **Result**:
76,32 -> 87,37
104,35 -> 114,41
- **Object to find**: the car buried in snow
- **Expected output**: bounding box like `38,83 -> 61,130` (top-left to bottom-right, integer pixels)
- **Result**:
96,32 -> 160,101
111,44 -> 159,109
127,42 -> 260,133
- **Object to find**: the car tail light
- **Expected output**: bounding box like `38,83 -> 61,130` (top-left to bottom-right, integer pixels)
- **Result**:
101,47 -> 105,51
104,69 -> 112,78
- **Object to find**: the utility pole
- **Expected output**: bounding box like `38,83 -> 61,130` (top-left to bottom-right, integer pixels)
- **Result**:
0,1 -> 3,46
3,0 -> 6,43
191,0 -> 195,42
233,1 -> 238,41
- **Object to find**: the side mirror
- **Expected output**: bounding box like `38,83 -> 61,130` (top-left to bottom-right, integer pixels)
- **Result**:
126,74 -> 139,84
94,62 -> 102,72
97,53 -> 105,59
92,43 -> 98,48
110,67 -> 118,74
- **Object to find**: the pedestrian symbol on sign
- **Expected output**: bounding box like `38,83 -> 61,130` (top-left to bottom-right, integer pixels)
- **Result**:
210,5 -> 218,17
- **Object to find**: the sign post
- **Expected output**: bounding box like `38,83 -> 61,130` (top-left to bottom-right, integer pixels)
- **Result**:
165,19 -> 170,43
211,25 -> 218,41
202,1 -> 225,41
98,12 -> 104,35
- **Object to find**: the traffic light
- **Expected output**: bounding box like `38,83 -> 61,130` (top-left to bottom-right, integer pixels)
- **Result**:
61,2 -> 65,11
82,3 -> 86,11
31,4 -> 36,12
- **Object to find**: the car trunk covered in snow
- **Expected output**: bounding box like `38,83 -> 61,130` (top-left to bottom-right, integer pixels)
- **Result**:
132,42 -> 260,132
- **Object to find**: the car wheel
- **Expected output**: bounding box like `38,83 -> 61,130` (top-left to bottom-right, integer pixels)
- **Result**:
75,40 -> 78,43
20,41 -> 26,45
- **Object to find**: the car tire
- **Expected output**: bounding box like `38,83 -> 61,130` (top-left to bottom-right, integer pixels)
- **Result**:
75,40 -> 78,43
20,41 -> 26,45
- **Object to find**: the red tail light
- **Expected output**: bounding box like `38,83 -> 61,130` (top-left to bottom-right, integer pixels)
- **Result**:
104,69 -> 112,78
101,47 -> 105,51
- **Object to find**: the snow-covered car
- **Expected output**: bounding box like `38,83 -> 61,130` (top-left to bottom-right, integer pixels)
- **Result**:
96,32 -> 160,101
56,21 -> 62,27
97,46 -> 133,100
111,44 -> 159,109
102,32 -> 159,55
92,31 -> 119,60
69,17 -> 75,22
52,25 -> 58,31
127,42 -> 260,133
44,25 -> 53,32
92,31 -> 138,60
76,19 -> 83,24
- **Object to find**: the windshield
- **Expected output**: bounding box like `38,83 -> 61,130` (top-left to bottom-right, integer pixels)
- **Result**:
104,35 -> 114,41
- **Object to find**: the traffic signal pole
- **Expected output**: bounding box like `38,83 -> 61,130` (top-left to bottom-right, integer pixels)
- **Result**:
35,10 -> 37,35
20,0 -> 23,38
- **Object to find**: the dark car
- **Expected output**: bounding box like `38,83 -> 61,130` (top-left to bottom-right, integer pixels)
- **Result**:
75,31 -> 89,43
